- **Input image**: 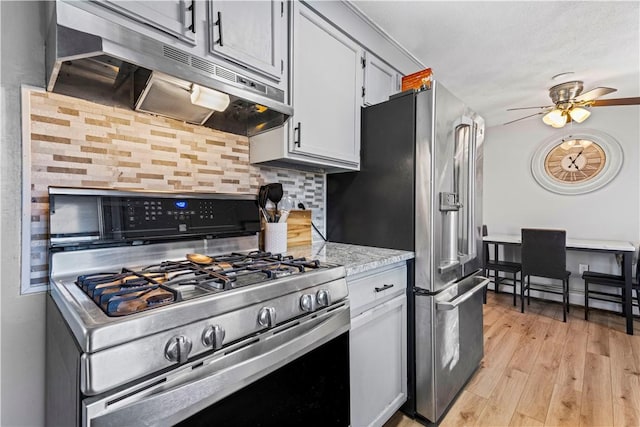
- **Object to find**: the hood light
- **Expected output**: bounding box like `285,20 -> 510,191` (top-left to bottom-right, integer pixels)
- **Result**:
190,84 -> 230,112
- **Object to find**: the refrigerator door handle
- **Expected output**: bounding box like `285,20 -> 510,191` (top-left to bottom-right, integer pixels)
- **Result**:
435,277 -> 488,311
453,116 -> 477,264
466,120 -> 477,259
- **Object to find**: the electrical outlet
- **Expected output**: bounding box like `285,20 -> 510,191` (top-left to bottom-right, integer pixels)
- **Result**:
579,264 -> 589,274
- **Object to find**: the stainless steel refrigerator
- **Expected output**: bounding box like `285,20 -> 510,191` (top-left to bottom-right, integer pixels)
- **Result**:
327,82 -> 488,424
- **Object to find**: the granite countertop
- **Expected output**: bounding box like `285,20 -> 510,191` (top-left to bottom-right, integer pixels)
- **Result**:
287,242 -> 414,276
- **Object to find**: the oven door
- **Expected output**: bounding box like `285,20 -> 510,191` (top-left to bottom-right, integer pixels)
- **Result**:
84,304 -> 350,427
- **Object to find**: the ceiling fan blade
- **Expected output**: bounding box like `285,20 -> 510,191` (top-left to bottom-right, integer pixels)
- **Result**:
574,87 -> 617,102
590,97 -> 640,107
507,105 -> 553,111
503,111 -> 545,125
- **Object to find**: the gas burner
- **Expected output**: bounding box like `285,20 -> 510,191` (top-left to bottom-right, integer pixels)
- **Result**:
263,264 -> 301,279
283,258 -> 321,270
229,258 -> 306,279
227,270 -> 271,288
212,251 -> 272,263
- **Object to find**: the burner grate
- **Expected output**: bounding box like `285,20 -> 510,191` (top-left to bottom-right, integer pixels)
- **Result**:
76,269 -> 176,316
75,252 -> 326,316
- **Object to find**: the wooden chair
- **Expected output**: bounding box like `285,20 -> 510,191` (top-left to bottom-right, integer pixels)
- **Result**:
483,225 -> 521,306
583,253 -> 639,321
521,228 -> 571,322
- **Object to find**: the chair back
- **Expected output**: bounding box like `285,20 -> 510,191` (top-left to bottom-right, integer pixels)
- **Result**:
482,225 -> 489,264
521,228 -> 566,279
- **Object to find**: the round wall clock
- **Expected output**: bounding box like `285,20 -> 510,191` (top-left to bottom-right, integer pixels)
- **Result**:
531,129 -> 623,195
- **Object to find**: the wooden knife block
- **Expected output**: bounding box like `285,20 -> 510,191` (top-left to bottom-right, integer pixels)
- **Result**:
260,210 -> 312,250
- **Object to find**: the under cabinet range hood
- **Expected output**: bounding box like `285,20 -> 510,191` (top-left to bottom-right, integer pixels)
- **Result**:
45,1 -> 291,137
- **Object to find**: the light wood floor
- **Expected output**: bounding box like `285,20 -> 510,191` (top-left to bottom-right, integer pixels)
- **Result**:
384,292 -> 640,427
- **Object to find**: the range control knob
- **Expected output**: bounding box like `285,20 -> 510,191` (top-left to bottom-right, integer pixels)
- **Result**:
300,294 -> 317,312
316,289 -> 332,307
202,325 -> 225,350
258,306 -> 276,328
165,335 -> 192,363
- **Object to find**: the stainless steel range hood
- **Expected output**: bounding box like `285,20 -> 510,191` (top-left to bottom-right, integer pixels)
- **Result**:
45,1 -> 291,137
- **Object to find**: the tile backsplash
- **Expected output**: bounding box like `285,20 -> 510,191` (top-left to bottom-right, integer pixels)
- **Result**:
27,90 -> 324,289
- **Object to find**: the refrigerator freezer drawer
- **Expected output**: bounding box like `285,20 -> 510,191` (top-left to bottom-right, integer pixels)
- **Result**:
414,275 -> 487,423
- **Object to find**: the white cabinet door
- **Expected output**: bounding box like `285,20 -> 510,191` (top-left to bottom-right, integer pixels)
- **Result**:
207,1 -> 285,81
96,0 -> 197,44
290,3 -> 362,167
350,294 -> 407,427
363,52 -> 401,106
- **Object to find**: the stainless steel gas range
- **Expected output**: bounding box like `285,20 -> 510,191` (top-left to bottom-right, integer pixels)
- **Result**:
46,187 -> 350,427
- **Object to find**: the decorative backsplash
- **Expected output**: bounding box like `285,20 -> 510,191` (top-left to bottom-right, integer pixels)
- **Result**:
26,90 -> 325,290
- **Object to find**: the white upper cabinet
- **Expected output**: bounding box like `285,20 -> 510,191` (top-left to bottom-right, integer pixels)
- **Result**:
95,1 -> 198,45
363,52 -> 402,106
207,1 -> 285,81
289,2 -> 362,167
249,1 -> 422,172
249,2 -> 364,172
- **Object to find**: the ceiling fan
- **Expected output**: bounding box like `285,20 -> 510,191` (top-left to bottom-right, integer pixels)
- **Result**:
504,80 -> 640,127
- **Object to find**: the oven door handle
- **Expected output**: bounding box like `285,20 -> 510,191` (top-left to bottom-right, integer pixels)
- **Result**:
84,304 -> 350,427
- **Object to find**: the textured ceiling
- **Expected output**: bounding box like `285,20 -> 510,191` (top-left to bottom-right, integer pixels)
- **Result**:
352,1 -> 640,128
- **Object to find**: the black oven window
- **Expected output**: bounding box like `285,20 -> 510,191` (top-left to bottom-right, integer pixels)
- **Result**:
175,332 -> 350,427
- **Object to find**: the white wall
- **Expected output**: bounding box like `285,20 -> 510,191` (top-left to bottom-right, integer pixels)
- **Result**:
483,106 -> 640,298
1,1 -> 47,426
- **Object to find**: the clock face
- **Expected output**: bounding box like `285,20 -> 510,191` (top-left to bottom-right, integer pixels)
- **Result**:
543,139 -> 606,183
531,130 -> 623,195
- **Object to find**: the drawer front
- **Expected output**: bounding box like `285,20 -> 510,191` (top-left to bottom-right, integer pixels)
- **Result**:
348,263 -> 407,317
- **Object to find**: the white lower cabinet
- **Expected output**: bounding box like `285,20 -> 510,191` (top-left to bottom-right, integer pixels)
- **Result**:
348,264 -> 407,427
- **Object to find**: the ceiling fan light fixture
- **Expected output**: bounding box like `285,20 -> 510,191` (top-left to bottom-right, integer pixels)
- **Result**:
543,109 -> 567,127
505,81 -> 639,127
569,107 -> 591,123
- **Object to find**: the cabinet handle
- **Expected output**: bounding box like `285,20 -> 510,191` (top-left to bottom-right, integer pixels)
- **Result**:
215,11 -> 223,46
374,284 -> 394,293
188,1 -> 196,34
294,122 -> 301,147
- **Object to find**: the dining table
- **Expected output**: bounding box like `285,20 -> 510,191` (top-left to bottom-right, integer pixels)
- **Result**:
483,234 -> 636,335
